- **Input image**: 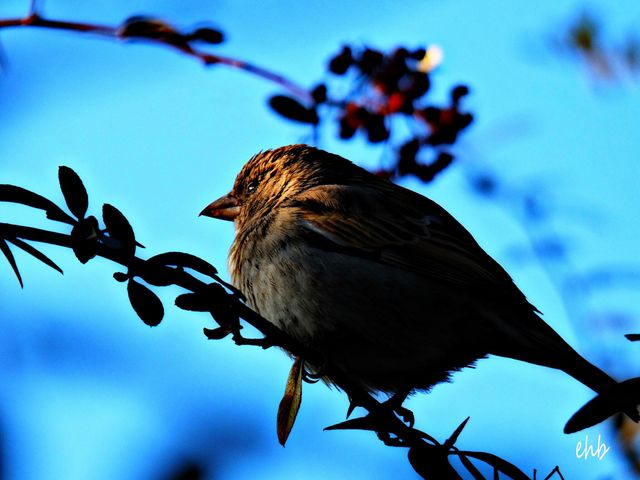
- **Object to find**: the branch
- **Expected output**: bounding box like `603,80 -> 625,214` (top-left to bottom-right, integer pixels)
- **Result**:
0,8 -> 474,184
0,11 -> 313,102
0,168 -> 566,480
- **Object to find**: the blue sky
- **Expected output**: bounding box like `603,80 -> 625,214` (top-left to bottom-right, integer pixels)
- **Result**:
1,0 -> 639,478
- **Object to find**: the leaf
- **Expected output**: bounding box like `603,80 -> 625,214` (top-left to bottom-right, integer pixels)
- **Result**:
203,326 -> 231,340
324,415 -> 380,432
277,357 -> 304,446
58,166 -> 88,220
127,279 -> 164,327
457,453 -> 487,480
0,238 -> 23,287
6,237 -> 63,274
268,95 -> 319,125
117,16 -> 178,40
564,378 -> 640,433
460,451 -> 529,480
113,272 -> 129,282
408,443 -> 461,480
148,252 -> 218,277
103,204 -> 136,256
175,291 -> 214,312
0,184 -> 75,224
138,269 -> 174,287
70,217 -> 99,264
625,333 -> 640,342
189,27 -> 224,44
444,417 -> 470,448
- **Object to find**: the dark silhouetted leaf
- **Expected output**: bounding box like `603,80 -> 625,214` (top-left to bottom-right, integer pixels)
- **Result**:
311,84 -> 327,104
328,46 -> 353,74
324,415 -> 379,432
148,252 -> 217,277
203,326 -> 231,340
118,16 -> 178,41
70,217 -> 99,264
7,237 -> 63,274
0,238 -> 23,287
175,291 -> 214,312
0,184 -> 75,224
457,453 -> 486,480
565,378 -> 640,433
190,27 -> 224,44
625,334 -> 640,342
444,417 -> 470,448
269,95 -> 319,125
451,84 -> 470,103
58,166 -> 88,220
460,451 -> 529,480
408,443 -> 461,480
138,267 -> 174,287
113,272 -> 129,282
103,204 -> 136,256
277,357 -> 303,446
127,279 -> 164,327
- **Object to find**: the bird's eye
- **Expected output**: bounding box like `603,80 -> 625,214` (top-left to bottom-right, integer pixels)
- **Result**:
246,180 -> 259,195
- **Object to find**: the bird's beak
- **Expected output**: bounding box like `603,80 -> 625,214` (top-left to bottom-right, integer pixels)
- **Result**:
199,193 -> 240,221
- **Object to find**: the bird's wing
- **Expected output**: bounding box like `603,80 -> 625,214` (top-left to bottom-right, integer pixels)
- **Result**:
285,182 -> 533,307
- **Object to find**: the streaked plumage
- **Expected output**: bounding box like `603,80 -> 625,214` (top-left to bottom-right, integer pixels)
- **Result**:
201,145 -> 625,401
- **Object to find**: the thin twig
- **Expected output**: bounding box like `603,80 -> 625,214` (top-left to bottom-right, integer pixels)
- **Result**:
0,13 -> 313,102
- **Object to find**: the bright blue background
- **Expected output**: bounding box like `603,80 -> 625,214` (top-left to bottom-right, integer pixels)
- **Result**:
1,1 -> 639,478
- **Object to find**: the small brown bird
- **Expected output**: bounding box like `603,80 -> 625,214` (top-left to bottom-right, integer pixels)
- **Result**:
201,144 -> 637,430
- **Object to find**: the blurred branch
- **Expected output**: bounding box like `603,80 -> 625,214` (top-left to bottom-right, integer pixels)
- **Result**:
0,7 -> 473,185
0,10 -> 312,101
549,9 -> 640,82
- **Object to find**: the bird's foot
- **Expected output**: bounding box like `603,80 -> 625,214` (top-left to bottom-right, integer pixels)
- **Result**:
382,389 -> 414,428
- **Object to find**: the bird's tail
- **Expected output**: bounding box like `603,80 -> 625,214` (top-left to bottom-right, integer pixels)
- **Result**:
488,311 -> 640,432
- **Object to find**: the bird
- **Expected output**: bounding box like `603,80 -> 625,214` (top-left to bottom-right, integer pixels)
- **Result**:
200,144 -> 639,432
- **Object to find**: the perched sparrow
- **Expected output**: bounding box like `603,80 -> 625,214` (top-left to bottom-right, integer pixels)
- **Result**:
201,144 -> 638,429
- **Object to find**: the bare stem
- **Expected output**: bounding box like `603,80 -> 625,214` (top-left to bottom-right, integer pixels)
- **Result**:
0,13 -> 313,102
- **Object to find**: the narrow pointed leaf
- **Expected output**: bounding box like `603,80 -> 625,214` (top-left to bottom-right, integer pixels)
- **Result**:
565,378 -> 640,433
127,279 -> 164,326
0,238 -> 23,287
103,204 -> 136,256
6,237 -> 63,274
148,252 -> 217,277
459,451 -> 529,480
58,166 -> 88,220
0,184 -> 74,224
445,416 -> 470,448
324,415 -> 379,432
277,357 -> 304,446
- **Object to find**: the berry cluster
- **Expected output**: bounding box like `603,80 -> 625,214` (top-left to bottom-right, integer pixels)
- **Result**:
269,44 -> 473,183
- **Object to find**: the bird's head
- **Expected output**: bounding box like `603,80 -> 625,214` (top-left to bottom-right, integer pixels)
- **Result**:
200,144 -> 367,227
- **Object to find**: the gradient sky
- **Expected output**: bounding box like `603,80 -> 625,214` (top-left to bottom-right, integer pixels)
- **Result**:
1,0 -> 639,479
